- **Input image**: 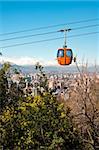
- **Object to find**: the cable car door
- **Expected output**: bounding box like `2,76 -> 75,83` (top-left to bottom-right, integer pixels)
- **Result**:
65,49 -> 73,65
57,49 -> 65,65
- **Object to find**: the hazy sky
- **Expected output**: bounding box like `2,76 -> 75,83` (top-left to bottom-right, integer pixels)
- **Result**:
0,1 -> 99,66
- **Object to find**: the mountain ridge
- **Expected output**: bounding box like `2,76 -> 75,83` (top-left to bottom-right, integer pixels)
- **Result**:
0,63 -> 98,74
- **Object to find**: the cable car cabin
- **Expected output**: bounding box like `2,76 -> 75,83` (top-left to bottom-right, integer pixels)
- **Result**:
57,48 -> 73,65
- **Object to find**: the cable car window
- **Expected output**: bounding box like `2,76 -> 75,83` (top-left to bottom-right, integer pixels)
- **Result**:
66,50 -> 72,57
57,49 -> 64,57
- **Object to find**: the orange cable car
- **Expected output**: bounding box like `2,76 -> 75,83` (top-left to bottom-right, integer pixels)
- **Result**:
57,29 -> 73,65
57,47 -> 73,65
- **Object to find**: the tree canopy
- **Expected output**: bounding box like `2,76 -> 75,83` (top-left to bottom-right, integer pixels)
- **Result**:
1,63 -> 97,150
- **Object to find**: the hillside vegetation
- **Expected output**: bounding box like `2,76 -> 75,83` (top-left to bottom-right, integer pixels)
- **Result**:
0,63 -> 99,150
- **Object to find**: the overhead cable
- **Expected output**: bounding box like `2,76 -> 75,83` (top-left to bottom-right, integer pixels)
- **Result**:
0,18 -> 99,36
0,31 -> 99,49
0,24 -> 99,42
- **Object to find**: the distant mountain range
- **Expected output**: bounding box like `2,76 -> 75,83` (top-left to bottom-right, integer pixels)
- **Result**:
0,63 -> 98,74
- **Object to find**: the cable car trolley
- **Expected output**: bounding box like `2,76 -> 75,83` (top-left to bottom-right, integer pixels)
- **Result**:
57,29 -> 73,65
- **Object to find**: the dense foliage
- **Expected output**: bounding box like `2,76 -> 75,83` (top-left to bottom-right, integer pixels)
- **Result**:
0,63 -> 97,150
1,93 -> 85,150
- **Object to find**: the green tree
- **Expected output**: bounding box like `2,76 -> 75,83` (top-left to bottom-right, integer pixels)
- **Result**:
1,93 -> 85,150
0,63 -> 10,112
35,62 -> 48,93
0,63 -> 85,150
